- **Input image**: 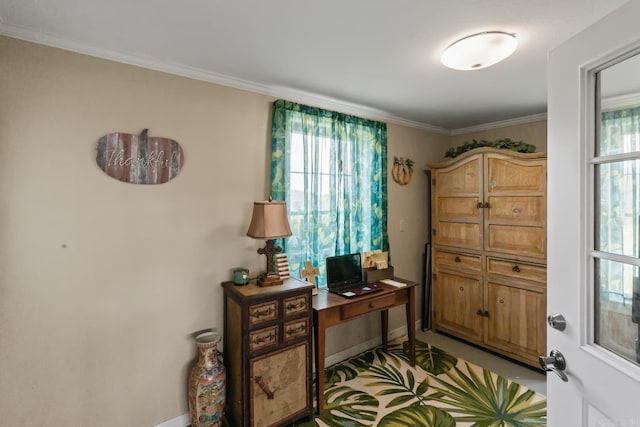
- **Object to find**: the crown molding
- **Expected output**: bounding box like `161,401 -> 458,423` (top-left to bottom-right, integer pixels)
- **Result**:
1,23 -> 553,137
270,86 -> 450,135
0,23 -> 451,135
0,23 -> 274,96
450,112 -> 548,135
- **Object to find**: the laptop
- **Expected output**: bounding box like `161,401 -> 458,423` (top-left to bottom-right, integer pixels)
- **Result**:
326,253 -> 383,299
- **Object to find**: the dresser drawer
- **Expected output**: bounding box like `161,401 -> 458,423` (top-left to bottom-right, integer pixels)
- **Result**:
249,325 -> 279,352
248,300 -> 279,327
284,294 -> 309,318
487,257 -> 546,283
284,318 -> 309,342
341,293 -> 396,320
434,249 -> 482,272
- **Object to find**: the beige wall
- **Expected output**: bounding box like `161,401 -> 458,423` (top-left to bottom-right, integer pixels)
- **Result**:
0,36 -> 450,426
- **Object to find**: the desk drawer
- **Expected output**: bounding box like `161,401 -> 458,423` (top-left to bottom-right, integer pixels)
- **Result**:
341,293 -> 396,320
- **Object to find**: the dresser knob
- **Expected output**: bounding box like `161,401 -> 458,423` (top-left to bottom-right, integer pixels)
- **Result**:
512,265 -> 521,273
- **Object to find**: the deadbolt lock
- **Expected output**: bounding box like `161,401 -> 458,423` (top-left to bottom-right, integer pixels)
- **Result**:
547,313 -> 567,331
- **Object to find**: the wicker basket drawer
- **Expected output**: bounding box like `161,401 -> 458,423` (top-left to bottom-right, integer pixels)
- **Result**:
283,318 -> 309,342
248,300 -> 278,327
249,325 -> 279,353
284,294 -> 309,318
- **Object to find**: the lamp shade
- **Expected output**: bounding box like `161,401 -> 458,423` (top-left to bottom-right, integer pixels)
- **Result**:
441,31 -> 517,71
246,200 -> 292,239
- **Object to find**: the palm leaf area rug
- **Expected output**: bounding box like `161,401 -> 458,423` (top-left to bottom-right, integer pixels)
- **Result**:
298,339 -> 546,427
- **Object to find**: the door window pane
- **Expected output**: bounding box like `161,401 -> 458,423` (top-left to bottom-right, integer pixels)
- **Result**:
595,258 -> 640,366
596,160 -> 640,258
597,52 -> 640,156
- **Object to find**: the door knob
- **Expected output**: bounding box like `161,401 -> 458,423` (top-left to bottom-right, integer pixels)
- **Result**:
547,313 -> 567,331
539,349 -> 568,382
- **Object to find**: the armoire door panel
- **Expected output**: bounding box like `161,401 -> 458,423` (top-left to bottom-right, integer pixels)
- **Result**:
434,156 -> 481,195
433,270 -> 483,342
434,196 -> 481,220
486,156 -> 546,194
485,282 -> 546,358
435,222 -> 482,249
487,196 -> 545,225
486,224 -> 545,258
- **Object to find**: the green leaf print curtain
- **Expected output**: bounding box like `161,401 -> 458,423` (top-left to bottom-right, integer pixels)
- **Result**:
271,99 -> 388,287
599,106 -> 640,302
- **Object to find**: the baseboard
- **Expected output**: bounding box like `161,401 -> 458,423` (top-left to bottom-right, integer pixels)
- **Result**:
324,321 -> 418,367
153,413 -> 190,427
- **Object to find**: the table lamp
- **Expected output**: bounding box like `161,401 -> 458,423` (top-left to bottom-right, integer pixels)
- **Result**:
246,199 -> 292,287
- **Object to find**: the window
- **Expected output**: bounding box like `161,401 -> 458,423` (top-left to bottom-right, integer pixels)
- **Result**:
271,100 -> 388,286
593,58 -> 640,365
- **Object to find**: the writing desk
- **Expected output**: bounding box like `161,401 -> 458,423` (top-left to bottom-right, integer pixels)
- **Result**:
312,278 -> 417,414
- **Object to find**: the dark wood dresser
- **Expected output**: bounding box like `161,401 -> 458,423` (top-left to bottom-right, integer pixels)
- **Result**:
222,277 -> 314,426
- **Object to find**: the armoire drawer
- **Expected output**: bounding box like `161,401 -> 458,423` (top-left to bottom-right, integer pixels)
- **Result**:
487,257 -> 546,283
434,249 -> 482,272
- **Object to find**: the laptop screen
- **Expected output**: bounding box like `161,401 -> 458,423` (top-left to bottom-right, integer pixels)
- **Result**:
326,253 -> 363,288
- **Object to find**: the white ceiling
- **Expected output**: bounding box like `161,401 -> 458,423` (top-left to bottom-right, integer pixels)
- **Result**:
0,0 -> 628,132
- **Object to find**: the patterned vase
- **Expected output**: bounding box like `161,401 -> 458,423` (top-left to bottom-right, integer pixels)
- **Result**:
188,331 -> 226,427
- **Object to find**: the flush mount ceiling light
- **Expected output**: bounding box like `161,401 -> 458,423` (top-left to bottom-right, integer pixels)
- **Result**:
441,31 -> 517,71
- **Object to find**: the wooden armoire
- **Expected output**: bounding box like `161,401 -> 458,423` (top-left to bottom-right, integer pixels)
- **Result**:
428,147 -> 547,368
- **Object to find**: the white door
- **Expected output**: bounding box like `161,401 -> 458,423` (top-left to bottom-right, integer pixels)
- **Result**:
547,1 -> 640,425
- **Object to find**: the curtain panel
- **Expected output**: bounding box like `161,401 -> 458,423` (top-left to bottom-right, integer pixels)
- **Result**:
270,99 -> 388,286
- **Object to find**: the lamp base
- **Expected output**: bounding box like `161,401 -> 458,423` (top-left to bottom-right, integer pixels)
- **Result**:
257,272 -> 283,287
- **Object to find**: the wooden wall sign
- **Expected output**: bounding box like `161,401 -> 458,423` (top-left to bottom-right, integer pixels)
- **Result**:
96,129 -> 184,184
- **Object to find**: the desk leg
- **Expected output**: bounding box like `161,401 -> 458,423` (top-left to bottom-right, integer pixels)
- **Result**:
406,286 -> 416,366
313,310 -> 326,414
381,309 -> 389,352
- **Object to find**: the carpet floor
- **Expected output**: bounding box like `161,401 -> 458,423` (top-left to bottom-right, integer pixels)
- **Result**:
299,338 -> 547,427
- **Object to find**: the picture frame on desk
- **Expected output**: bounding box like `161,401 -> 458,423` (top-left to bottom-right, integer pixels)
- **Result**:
361,249 -> 382,268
